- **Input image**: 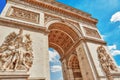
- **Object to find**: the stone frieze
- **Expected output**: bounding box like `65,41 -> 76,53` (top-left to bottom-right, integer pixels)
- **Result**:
6,6 -> 40,24
0,29 -> 33,72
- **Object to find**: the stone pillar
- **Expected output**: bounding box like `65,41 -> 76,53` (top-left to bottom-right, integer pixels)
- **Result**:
73,68 -> 82,80
67,69 -> 74,80
76,43 -> 95,80
61,59 -> 69,80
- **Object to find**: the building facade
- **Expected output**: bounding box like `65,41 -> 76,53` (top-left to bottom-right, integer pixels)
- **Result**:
0,0 -> 120,80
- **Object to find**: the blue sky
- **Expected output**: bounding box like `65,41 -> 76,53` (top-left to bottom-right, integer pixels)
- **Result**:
0,0 -> 120,80
56,0 -> 120,66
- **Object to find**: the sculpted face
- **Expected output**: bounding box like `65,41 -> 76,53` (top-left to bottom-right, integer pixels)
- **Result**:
0,29 -> 33,71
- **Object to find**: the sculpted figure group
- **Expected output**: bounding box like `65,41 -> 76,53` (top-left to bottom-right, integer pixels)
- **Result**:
0,29 -> 33,72
97,46 -> 118,80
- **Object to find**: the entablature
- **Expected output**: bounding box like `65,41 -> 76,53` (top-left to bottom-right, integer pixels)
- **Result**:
8,0 -> 98,25
0,17 -> 49,34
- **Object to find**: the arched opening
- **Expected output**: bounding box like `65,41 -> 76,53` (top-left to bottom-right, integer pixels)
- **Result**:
49,48 -> 63,80
48,22 -> 79,57
48,22 -> 82,80
68,55 -> 83,80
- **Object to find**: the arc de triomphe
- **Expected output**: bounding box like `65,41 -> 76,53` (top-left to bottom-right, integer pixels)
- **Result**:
0,0 -> 120,80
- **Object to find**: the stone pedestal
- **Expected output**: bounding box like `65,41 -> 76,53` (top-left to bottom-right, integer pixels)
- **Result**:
0,71 -> 29,80
111,71 -> 120,79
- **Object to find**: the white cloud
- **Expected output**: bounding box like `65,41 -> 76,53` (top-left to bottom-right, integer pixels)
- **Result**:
58,77 -> 63,80
110,50 -> 120,56
50,65 -> 62,72
108,44 -> 116,50
108,44 -> 120,56
49,50 -> 59,62
101,35 -> 106,39
118,66 -> 120,71
110,11 -> 120,22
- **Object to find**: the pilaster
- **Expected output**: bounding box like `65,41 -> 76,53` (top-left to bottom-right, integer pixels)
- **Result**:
61,59 -> 69,80
76,42 -> 96,80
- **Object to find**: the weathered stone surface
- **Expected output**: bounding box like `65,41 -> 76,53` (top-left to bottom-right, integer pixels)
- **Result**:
0,71 -> 29,80
0,0 -> 120,80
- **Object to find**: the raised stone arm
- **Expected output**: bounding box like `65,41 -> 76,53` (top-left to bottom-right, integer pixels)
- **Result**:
0,29 -> 33,72
97,45 -> 119,79
97,46 -> 118,72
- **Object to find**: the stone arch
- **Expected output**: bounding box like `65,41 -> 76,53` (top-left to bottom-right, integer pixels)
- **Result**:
67,54 -> 78,69
67,54 -> 83,80
47,21 -> 81,57
45,19 -> 83,38
47,21 -> 84,79
1,0 -> 120,80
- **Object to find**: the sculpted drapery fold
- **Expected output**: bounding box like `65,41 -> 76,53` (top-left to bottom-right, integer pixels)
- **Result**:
97,46 -> 118,80
0,29 -> 33,72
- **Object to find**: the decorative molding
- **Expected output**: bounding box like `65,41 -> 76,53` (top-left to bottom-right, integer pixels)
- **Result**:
0,72 -> 29,80
97,46 -> 118,80
22,0 -> 97,25
63,38 -> 83,60
66,20 -> 80,29
0,17 -> 49,34
44,13 -> 80,30
44,13 -> 61,23
84,37 -> 106,45
6,6 -> 40,24
83,27 -> 101,39
0,29 -> 33,72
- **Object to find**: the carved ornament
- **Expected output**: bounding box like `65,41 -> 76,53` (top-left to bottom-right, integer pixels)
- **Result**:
24,0 -> 97,25
83,27 -> 101,39
45,13 -> 80,29
97,46 -> 118,79
0,29 -> 33,72
6,6 -> 40,24
44,13 -> 61,23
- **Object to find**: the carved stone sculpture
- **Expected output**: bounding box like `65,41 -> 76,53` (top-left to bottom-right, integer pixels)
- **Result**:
7,6 -> 39,24
97,46 -> 118,80
83,27 -> 101,39
0,29 -> 33,72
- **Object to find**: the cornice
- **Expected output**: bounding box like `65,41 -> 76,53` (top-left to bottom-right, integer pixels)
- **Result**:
0,17 -> 49,34
84,37 -> 106,45
111,72 -> 120,76
39,0 -> 90,16
10,0 -> 98,25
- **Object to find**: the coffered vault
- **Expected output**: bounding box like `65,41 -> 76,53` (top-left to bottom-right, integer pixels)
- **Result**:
48,22 -> 79,57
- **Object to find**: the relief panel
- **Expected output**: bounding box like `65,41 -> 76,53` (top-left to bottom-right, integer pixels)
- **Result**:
6,6 -> 40,24
97,46 -> 118,79
83,27 -> 101,39
44,13 -> 61,23
0,29 -> 33,72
